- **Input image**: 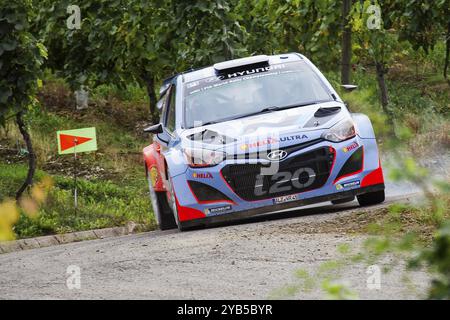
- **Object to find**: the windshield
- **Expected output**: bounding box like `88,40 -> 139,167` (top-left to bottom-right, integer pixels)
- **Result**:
183,61 -> 332,128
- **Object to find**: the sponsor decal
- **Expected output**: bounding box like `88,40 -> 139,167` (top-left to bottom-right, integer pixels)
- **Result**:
149,167 -> 159,186
279,134 -> 308,142
240,137 -> 278,150
273,194 -> 298,204
343,141 -> 359,153
267,150 -> 288,161
255,167 -> 316,196
186,62 -> 304,97
186,81 -> 199,89
205,205 -> 232,215
192,172 -> 213,179
336,180 -> 360,190
221,64 -> 287,80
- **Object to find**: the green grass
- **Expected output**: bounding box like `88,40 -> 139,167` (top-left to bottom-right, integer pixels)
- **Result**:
364,194 -> 450,244
90,82 -> 149,103
23,108 -> 146,162
0,75 -> 157,239
0,162 -> 156,238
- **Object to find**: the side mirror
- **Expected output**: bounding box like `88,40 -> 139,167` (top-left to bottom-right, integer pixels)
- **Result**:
341,84 -> 358,92
144,123 -> 163,134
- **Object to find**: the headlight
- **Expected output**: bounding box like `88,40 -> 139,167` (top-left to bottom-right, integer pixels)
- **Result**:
183,148 -> 226,168
321,119 -> 356,142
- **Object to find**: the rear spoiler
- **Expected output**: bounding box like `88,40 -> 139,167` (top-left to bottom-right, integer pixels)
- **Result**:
213,55 -> 269,76
157,55 -> 271,103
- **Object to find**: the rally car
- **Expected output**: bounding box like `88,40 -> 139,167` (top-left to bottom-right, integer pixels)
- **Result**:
143,53 -> 385,231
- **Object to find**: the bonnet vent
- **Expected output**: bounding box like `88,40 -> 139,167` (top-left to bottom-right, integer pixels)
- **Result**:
314,107 -> 341,118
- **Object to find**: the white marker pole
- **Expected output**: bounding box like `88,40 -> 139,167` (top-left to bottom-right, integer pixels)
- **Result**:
74,138 -> 78,213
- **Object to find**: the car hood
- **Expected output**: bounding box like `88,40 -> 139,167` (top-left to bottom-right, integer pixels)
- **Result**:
179,101 -> 350,153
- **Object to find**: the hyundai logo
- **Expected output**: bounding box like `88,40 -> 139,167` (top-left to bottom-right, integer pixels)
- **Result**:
267,150 -> 288,161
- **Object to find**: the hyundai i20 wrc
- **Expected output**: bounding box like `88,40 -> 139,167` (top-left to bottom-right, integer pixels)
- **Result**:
143,53 -> 385,231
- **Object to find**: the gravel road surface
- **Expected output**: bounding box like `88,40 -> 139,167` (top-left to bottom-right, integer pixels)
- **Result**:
0,192 -> 430,300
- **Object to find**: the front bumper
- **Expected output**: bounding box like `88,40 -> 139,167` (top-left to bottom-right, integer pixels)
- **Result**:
180,184 -> 384,229
172,135 -> 384,223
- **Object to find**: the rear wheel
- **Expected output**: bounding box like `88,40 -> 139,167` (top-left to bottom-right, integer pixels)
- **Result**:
357,190 -> 385,206
147,170 -> 177,230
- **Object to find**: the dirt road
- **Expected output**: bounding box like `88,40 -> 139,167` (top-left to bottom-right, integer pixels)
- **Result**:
0,192 -> 430,300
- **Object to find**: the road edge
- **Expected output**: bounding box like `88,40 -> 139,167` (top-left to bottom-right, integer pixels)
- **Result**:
0,221 -> 145,254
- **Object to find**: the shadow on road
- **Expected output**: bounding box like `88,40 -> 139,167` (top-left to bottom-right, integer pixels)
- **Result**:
192,201 -> 361,231
155,193 -> 415,235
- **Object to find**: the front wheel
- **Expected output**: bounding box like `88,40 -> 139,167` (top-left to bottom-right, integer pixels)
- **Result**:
357,190 -> 385,206
147,169 -> 177,230
167,176 -> 189,232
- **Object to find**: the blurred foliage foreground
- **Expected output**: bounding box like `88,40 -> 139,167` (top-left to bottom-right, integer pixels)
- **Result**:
0,177 -> 52,241
361,164 -> 450,299
270,140 -> 450,299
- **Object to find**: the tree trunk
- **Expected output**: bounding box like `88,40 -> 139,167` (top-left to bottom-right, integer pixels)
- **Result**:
341,0 -> 352,85
141,71 -> 158,124
444,21 -> 450,79
15,111 -> 36,200
375,62 -> 389,109
375,62 -> 396,133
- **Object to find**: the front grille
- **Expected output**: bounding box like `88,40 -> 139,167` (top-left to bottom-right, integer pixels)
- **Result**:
222,147 -> 335,201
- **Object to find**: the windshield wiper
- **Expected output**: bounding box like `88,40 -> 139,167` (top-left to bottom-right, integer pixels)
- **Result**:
230,101 -> 324,121
197,108 -> 278,127
201,120 -> 218,126
193,100 -> 331,128
230,106 -> 281,120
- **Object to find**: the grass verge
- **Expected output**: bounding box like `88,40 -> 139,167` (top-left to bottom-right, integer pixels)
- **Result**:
0,162 -> 156,239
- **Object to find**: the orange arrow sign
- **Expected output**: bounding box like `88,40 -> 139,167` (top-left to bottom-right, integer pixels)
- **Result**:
57,127 -> 97,155
59,134 -> 92,152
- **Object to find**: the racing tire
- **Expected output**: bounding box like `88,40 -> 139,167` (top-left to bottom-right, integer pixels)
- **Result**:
147,171 -> 177,230
166,179 -> 205,232
166,172 -> 188,232
331,196 -> 355,205
357,190 -> 385,206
